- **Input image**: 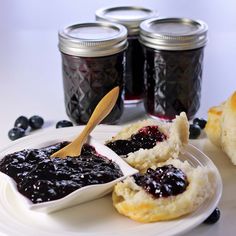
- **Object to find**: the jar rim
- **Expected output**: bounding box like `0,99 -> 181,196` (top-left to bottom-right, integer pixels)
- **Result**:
139,17 -> 208,50
58,22 -> 128,57
96,6 -> 157,35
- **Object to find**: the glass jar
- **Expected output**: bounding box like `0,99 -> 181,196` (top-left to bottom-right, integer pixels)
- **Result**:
139,18 -> 208,120
58,22 -> 127,124
96,6 -> 156,104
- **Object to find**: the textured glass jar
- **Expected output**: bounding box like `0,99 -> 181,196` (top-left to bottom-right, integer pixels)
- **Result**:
140,18 -> 208,120
58,22 -> 127,124
96,6 -> 156,104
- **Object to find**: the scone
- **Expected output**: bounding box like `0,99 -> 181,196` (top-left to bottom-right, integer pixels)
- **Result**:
205,91 -> 236,165
112,159 -> 215,223
221,92 -> 236,165
106,112 -> 189,172
205,103 -> 224,147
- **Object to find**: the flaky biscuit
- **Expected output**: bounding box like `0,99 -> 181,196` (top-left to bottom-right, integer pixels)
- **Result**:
107,112 -> 189,172
205,91 -> 236,165
205,104 -> 224,147
112,159 -> 215,223
221,92 -> 236,165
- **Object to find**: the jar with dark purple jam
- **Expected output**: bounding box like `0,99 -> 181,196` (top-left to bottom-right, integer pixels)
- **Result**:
58,22 -> 128,124
96,6 -> 156,104
139,18 -> 208,120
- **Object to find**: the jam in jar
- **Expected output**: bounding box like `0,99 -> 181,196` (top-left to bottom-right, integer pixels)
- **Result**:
96,6 -> 156,104
58,22 -> 128,124
139,18 -> 208,120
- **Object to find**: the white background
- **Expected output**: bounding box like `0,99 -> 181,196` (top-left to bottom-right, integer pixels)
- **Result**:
0,0 -> 236,146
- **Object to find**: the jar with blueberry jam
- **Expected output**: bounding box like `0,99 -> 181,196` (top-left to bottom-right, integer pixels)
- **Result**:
58,22 -> 128,124
139,18 -> 208,120
96,6 -> 156,105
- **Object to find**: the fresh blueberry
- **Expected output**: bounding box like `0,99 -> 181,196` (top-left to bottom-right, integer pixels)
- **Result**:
8,127 -> 25,141
204,207 -> 221,224
193,118 -> 207,129
189,124 -> 201,139
56,120 -> 73,129
29,115 -> 44,129
14,116 -> 29,130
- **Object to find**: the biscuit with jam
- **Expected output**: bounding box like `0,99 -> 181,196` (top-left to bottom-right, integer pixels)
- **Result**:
106,112 -> 189,172
112,159 -> 215,222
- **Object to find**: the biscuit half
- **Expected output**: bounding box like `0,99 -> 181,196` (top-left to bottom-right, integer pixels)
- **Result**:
205,104 -> 224,147
221,92 -> 236,165
112,159 -> 215,223
205,91 -> 236,165
107,112 -> 189,172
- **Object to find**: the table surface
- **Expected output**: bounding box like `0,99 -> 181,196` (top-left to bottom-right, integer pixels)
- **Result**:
0,0 -> 236,235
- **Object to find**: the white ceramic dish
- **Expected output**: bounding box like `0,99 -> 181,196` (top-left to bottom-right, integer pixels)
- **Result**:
0,134 -> 138,213
0,125 -> 222,236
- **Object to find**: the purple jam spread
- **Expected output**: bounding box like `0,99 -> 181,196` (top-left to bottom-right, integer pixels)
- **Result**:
0,142 -> 123,204
133,165 -> 189,198
106,125 -> 167,156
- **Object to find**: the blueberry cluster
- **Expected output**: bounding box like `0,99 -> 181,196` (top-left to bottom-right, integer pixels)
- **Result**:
133,164 -> 189,198
0,142 -> 123,204
106,126 -> 167,156
189,117 -> 207,139
8,116 -> 74,141
8,115 -> 44,141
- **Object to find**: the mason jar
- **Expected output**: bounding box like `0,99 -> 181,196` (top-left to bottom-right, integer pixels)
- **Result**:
58,22 -> 127,124
139,18 -> 208,120
96,6 -> 156,104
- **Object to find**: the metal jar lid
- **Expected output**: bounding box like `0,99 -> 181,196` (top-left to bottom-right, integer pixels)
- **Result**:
58,22 -> 128,57
95,6 -> 156,36
139,18 -> 208,50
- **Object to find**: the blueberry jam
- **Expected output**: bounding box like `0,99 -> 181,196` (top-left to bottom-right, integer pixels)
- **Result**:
106,126 -> 167,156
133,165 -> 189,198
143,47 -> 204,120
61,52 -> 124,125
124,36 -> 145,102
0,142 -> 123,204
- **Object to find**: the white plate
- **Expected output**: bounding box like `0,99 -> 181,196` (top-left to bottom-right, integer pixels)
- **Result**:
0,125 -> 222,236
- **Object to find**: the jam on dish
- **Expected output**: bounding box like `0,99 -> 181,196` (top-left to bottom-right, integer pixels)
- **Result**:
124,36 -> 145,102
143,47 -> 204,120
133,164 -> 189,198
0,142 -> 123,204
106,125 -> 167,156
61,52 -> 125,125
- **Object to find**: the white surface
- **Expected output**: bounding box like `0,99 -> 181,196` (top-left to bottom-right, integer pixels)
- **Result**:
0,125 -> 222,236
0,132 -> 138,213
0,0 -> 236,235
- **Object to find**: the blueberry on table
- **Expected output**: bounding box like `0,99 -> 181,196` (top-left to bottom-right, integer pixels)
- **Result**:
204,207 -> 221,224
189,124 -> 201,139
193,118 -> 207,129
29,115 -> 44,129
14,116 -> 29,130
56,120 -> 73,128
8,127 -> 25,141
